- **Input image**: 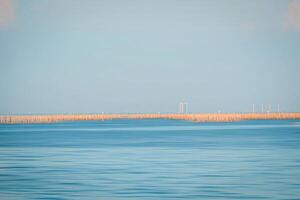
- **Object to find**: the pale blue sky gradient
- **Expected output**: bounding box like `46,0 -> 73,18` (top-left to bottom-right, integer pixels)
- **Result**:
0,0 -> 300,114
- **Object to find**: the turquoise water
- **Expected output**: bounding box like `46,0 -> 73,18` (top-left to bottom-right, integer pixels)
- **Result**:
0,120 -> 300,199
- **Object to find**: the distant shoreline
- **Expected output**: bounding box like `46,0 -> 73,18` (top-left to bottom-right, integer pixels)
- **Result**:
1,113 -> 300,124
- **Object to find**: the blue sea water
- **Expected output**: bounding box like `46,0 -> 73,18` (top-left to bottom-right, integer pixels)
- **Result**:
0,119 -> 300,200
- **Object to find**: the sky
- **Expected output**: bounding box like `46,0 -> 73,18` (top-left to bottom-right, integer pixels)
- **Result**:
0,0 -> 300,114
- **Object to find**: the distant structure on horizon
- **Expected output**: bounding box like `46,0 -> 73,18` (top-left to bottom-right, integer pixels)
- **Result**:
252,104 -> 281,113
178,101 -> 188,114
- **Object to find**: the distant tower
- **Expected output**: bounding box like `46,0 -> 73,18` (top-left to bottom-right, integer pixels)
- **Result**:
185,102 -> 188,113
252,104 -> 255,113
277,104 -> 280,113
178,102 -> 183,113
178,101 -> 188,114
261,104 -> 264,113
267,104 -> 271,113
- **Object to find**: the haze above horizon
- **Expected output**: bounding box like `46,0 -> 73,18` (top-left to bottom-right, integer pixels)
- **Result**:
0,0 -> 300,114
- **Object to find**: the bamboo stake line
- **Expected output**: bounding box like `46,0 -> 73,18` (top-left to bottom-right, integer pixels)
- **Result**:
0,113 -> 300,124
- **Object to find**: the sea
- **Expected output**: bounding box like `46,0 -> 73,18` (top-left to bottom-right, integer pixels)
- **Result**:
0,119 -> 300,200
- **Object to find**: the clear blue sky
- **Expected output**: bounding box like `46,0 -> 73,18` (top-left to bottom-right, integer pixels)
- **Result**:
0,0 -> 300,114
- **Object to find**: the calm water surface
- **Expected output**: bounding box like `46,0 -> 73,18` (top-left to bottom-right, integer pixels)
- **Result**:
0,120 -> 300,199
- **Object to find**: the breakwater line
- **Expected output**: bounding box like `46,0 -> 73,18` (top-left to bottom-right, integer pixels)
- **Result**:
1,113 -> 300,124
